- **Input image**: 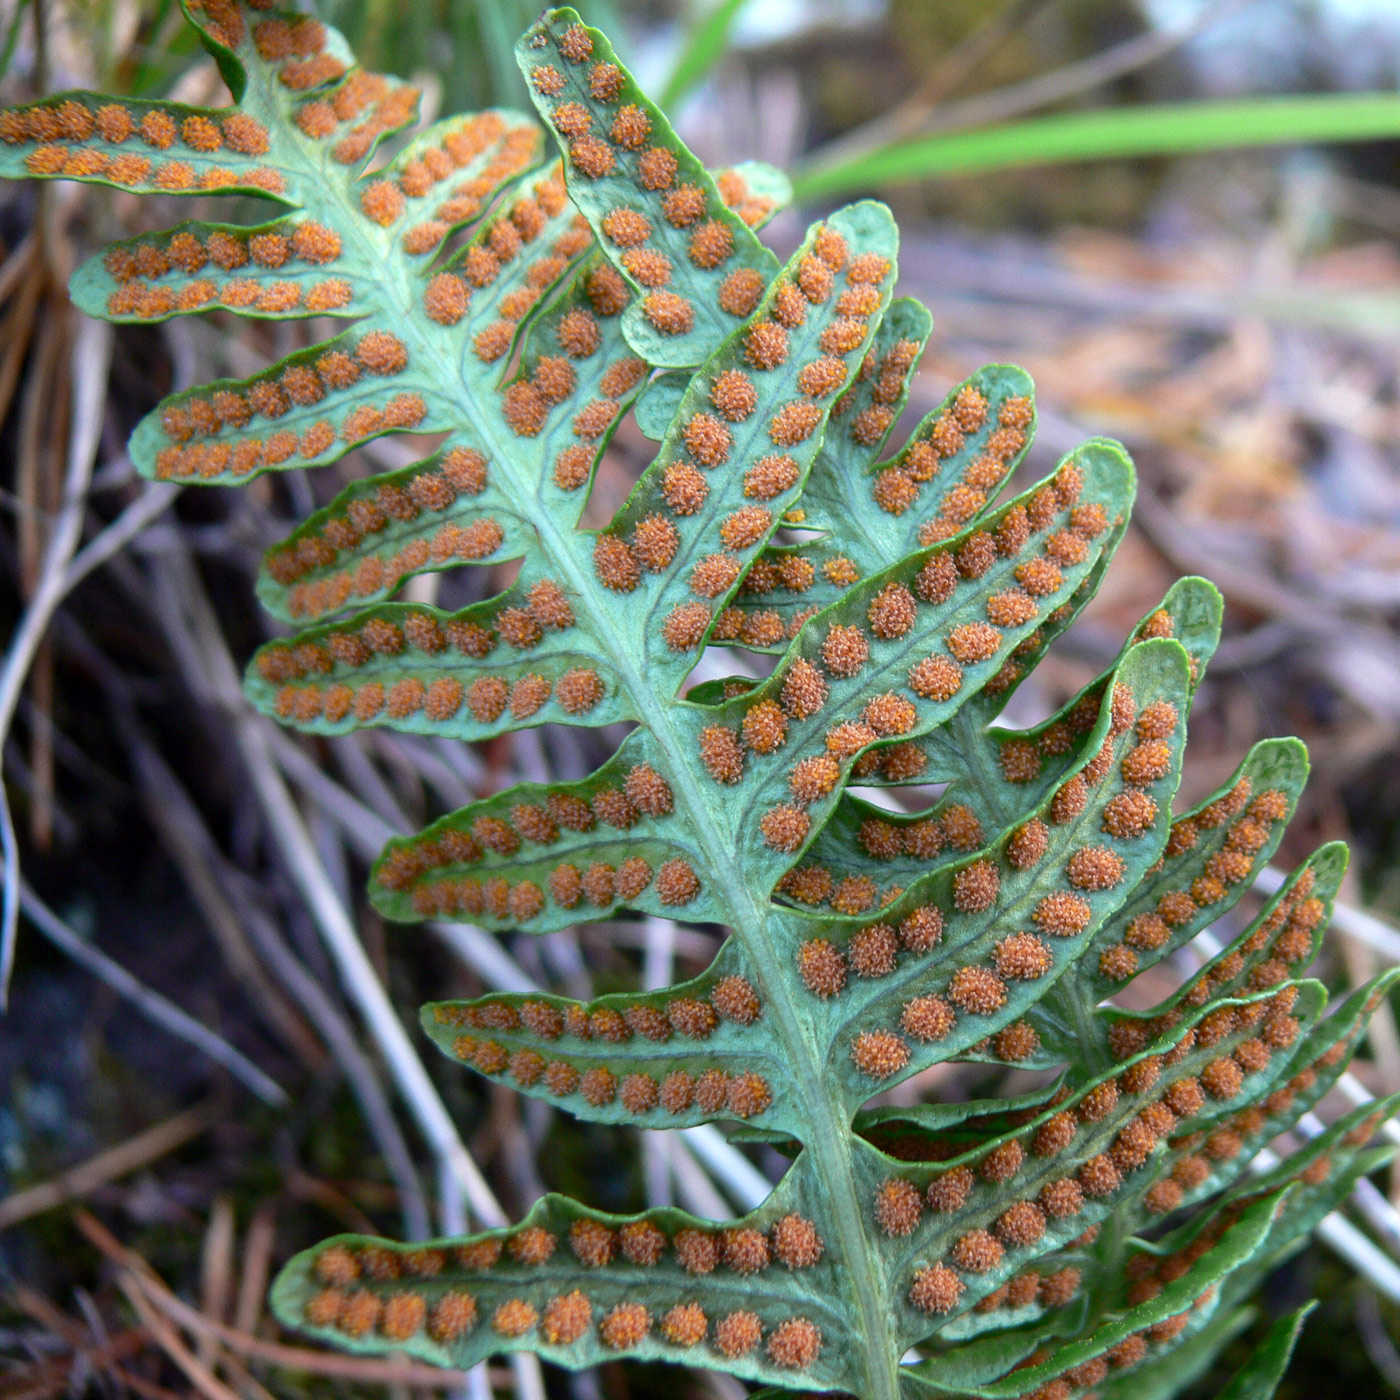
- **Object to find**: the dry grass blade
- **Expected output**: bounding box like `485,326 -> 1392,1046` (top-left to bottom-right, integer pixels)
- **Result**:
115,707 -> 326,1070
0,318 -> 111,1000
235,714 -> 506,1230
101,683 -> 434,1237
7,1283 -> 151,1399
116,1274 -> 247,1400
232,1201 -> 277,1338
196,1195 -> 236,1369
0,1099 -> 222,1229
3,1345 -> 158,1400
18,879 -> 289,1106
73,1209 -> 485,1388
801,0 -> 1248,174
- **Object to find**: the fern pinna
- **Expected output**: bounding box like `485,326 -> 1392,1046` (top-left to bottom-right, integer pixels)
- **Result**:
3,3 -> 1393,1396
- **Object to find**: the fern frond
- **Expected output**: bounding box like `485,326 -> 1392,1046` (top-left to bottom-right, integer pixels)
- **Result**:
4,3 -> 1390,1396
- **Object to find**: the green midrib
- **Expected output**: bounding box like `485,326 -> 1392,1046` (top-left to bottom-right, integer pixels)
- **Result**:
253,71 -> 903,1400
548,545 -> 905,1400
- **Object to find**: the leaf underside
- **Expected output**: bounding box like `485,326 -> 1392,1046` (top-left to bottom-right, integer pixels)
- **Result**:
4,3 -> 1390,1396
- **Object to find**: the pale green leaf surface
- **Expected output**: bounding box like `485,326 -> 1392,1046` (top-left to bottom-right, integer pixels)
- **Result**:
517,7 -> 780,368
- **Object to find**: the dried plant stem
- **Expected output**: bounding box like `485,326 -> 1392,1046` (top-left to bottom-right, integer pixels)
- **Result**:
200,1196 -> 281,1400
268,726 -> 772,1221
0,1099 -> 223,1228
59,480 -> 180,594
117,712 -> 325,1069
667,1132 -> 733,1219
0,318 -> 110,1000
117,1274 -> 246,1400
1317,1218 -> 1400,1303
18,881 -> 288,1107
119,711 -> 433,1240
507,1352 -> 547,1400
237,714 -> 505,1230
8,1285 -> 153,1399
42,611 -> 434,1235
232,1201 -> 277,1338
679,1126 -> 772,1211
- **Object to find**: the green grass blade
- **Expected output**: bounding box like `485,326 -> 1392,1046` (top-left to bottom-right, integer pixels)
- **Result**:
792,93 -> 1400,200
660,0 -> 752,109
0,0 -> 30,85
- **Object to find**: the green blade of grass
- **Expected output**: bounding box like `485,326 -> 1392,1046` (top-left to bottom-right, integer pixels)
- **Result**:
0,0 -> 29,85
660,0 -> 753,109
791,93 -> 1400,200
475,0 -> 530,109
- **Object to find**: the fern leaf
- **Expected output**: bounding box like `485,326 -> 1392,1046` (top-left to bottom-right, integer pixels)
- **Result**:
1076,750 -> 1316,1016
270,1190 -> 849,1388
2,2 -> 1390,1395
1189,1304 -> 1313,1400
809,640 -> 1188,1090
902,1188 -> 1288,1396
786,578 -> 1223,907
516,10 -> 780,368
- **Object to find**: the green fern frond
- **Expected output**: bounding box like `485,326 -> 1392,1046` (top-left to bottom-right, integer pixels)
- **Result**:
2,3 -> 1390,1396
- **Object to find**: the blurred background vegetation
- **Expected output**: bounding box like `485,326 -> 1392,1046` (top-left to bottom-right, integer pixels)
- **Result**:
5,1 -> 1400,1396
